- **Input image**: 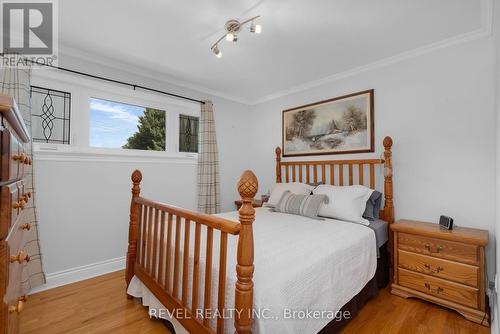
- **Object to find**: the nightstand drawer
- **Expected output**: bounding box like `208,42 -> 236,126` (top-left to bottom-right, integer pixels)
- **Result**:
398,250 -> 479,287
398,233 -> 478,265
398,268 -> 478,309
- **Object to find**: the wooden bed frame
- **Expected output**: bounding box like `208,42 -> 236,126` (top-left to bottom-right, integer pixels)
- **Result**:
125,136 -> 394,334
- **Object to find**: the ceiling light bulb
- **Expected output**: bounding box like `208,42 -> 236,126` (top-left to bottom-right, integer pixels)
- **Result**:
250,21 -> 262,34
226,33 -> 234,42
212,45 -> 222,58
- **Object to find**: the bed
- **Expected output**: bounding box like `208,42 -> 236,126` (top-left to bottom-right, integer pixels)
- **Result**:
125,136 -> 394,334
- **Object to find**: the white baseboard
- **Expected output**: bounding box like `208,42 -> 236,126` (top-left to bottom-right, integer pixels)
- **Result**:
29,256 -> 126,294
489,289 -> 499,334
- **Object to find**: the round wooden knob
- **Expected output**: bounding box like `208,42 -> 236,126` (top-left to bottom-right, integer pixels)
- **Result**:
8,300 -> 24,314
10,251 -> 30,264
12,153 -> 26,162
12,199 -> 26,209
20,223 -> 31,231
22,192 -> 32,202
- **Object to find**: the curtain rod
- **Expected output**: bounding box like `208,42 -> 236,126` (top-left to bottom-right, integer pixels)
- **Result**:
1,54 -> 205,105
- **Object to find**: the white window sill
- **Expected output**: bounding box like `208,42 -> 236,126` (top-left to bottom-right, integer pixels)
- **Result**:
33,143 -> 198,164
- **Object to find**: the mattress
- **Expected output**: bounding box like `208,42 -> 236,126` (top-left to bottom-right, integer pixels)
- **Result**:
127,207 -> 378,334
366,218 -> 388,256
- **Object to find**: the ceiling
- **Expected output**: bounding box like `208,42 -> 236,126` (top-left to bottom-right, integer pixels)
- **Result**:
59,0 -> 486,104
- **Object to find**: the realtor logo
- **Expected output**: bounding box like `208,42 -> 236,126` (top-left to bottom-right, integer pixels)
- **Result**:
1,0 -> 58,66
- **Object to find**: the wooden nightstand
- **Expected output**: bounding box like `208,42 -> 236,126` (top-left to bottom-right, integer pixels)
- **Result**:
234,199 -> 264,210
391,220 -> 489,326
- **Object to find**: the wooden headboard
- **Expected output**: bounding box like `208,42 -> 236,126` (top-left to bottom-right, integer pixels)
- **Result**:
275,136 -> 394,224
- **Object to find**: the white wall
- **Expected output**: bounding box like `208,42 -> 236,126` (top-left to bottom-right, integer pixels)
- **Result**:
32,55 -> 252,281
33,35 -> 498,292
247,37 -> 497,281
494,0 -> 500,330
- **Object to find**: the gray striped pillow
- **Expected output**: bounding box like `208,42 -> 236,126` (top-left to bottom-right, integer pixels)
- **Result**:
274,190 -> 329,219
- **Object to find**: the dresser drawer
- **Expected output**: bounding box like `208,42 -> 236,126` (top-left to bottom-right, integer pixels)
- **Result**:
0,129 -> 29,183
5,218 -> 29,301
0,181 -> 23,240
6,299 -> 20,334
398,233 -> 479,265
0,221 -> 28,334
5,287 -> 24,334
398,250 -> 479,287
398,268 -> 478,309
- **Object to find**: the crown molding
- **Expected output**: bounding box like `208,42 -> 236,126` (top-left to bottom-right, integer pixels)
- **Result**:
252,0 -> 493,105
57,0 -> 492,107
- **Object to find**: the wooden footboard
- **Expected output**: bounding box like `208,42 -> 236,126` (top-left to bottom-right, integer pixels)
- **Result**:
126,170 -> 258,334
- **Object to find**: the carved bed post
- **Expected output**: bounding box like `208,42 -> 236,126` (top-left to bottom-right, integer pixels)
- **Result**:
275,146 -> 282,183
382,137 -> 394,278
382,136 -> 394,224
126,169 -> 142,296
235,170 -> 258,334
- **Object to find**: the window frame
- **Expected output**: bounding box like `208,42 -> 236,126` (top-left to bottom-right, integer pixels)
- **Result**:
31,69 -> 200,160
88,97 -> 168,152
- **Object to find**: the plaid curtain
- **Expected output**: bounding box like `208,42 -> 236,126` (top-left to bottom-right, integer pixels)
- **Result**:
1,66 -> 46,292
197,101 -> 220,214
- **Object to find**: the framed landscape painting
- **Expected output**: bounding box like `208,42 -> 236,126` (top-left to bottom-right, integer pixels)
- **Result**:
282,89 -> 374,157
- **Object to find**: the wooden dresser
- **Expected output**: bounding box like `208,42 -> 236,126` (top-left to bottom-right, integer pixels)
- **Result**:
391,220 -> 489,326
0,94 -> 32,333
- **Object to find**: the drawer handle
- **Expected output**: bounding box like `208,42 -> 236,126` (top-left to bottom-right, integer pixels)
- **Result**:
424,263 -> 444,274
12,199 -> 27,209
424,243 -> 443,253
21,223 -> 32,231
10,251 -> 30,264
424,283 -> 443,294
8,300 -> 24,314
12,153 -> 27,162
22,191 -> 32,202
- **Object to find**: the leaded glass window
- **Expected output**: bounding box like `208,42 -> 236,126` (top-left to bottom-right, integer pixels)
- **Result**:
179,114 -> 199,153
30,86 -> 71,144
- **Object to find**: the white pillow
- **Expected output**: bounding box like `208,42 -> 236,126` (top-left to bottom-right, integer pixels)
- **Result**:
267,183 -> 315,206
313,185 -> 373,225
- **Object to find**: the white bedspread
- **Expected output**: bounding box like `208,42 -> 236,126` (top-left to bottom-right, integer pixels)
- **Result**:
128,207 -> 377,334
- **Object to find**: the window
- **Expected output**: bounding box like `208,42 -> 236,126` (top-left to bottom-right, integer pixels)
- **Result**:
179,114 -> 199,153
89,98 -> 166,151
30,86 -> 71,144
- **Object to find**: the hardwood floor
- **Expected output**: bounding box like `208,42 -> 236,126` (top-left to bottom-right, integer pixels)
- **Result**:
339,288 -> 490,334
20,271 -> 169,334
20,270 -> 490,334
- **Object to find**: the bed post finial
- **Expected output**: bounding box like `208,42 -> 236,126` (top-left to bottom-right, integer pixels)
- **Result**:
235,170 -> 258,334
126,170 -> 142,295
275,146 -> 282,183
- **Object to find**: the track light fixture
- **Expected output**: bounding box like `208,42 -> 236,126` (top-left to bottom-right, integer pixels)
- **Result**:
211,16 -> 261,58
